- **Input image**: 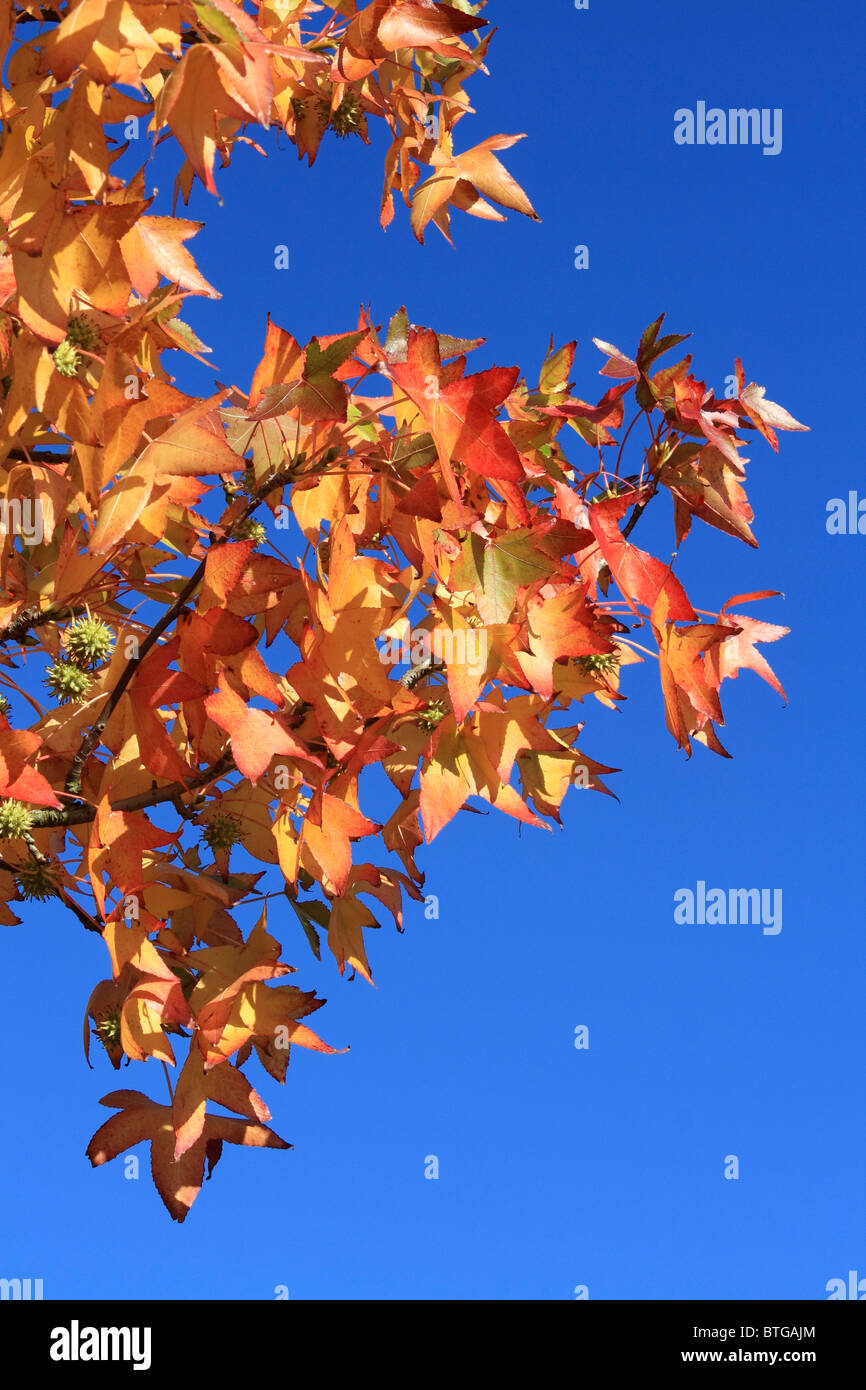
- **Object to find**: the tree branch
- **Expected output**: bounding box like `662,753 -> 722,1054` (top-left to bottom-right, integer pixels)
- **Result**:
34,750 -> 236,828
4,450 -> 72,465
0,604 -> 81,646
64,465 -> 294,795
14,9 -> 64,23
621,490 -> 655,540
56,885 -> 105,935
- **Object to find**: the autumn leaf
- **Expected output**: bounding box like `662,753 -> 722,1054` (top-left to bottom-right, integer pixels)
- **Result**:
204,672 -> 321,783
705,595 -> 789,700
87,1090 -> 290,1222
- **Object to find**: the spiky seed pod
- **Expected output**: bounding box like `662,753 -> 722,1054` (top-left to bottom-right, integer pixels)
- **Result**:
234,519 -> 267,544
95,1010 -> 122,1049
65,315 -> 100,351
52,340 -> 80,377
16,857 -> 59,901
64,615 -> 114,669
0,695 -> 11,718
0,799 -> 34,838
319,92 -> 366,139
202,813 -> 244,852
44,658 -> 93,704
417,699 -> 448,732
577,652 -> 621,676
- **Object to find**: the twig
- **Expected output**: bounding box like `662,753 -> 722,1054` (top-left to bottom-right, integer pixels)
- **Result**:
32,751 -> 236,828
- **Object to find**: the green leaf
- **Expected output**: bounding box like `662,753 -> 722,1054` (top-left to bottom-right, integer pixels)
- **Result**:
635,375 -> 656,411
305,330 -> 366,378
192,1 -> 241,45
637,314 -> 665,370
436,330 -> 485,360
538,341 -> 576,396
288,896 -> 330,962
384,308 -> 409,362
460,530 -> 555,623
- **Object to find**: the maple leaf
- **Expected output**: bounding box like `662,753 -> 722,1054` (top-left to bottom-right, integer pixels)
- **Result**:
120,216 -> 220,299
0,728 -> 62,808
87,1089 -> 290,1222
650,590 -> 731,756
585,493 -> 697,620
418,715 -> 547,842
660,444 -> 757,548
299,787 -> 381,897
327,894 -> 378,984
732,359 -> 809,450
388,327 -> 527,518
704,593 -> 789,700
204,672 -> 321,783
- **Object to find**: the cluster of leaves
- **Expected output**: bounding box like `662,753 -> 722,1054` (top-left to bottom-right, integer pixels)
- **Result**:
0,2 -> 805,1221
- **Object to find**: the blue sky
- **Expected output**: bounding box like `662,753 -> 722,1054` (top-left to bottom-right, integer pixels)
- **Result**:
1,0 -> 863,1299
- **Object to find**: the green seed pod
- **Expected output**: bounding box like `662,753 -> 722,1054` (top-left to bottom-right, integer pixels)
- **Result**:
64,615 -> 114,668
44,658 -> 93,704
16,857 -> 59,901
65,315 -> 100,351
0,695 -> 11,718
95,1009 -> 122,1049
202,812 -> 244,852
234,519 -> 267,544
52,340 -> 80,377
0,799 -> 34,838
321,92 -> 366,139
577,652 -> 621,676
417,699 -> 448,732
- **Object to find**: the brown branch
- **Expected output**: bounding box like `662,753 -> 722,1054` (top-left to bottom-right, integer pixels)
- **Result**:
14,9 -> 64,23
0,603 -> 81,645
3,753 -> 235,936
56,885 -> 104,935
34,750 -> 236,828
64,568 -> 207,795
4,450 -> 72,465
621,491 -> 655,540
